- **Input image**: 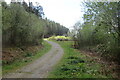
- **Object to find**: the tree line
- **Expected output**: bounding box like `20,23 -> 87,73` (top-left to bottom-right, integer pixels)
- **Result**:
72,2 -> 120,63
2,1 -> 69,47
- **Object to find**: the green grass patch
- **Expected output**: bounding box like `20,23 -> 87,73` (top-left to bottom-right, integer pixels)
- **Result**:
48,41 -> 112,78
2,40 -> 52,75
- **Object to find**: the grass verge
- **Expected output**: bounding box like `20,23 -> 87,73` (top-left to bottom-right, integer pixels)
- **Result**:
48,41 -> 112,78
3,40 -> 52,75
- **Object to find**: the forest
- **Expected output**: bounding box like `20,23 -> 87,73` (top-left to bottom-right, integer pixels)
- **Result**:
72,2 -> 120,64
2,1 -> 69,47
1,0 -> 120,79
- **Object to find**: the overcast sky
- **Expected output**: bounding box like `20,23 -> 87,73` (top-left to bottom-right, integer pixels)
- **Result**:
5,0 -> 84,29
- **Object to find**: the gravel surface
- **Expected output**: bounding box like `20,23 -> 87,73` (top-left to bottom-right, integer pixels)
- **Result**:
3,40 -> 64,78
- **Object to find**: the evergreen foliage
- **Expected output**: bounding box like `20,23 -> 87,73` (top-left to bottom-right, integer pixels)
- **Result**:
2,1 -> 69,47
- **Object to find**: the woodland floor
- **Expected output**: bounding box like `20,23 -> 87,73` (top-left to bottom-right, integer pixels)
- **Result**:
2,40 -> 120,79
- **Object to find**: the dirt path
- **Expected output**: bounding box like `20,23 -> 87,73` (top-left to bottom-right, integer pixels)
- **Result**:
3,40 -> 64,78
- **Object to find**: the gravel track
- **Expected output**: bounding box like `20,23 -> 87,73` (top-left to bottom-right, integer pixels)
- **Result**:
3,40 -> 64,78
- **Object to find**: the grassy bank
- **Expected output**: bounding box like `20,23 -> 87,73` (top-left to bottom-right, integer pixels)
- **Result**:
3,40 -> 52,75
48,41 -> 112,78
